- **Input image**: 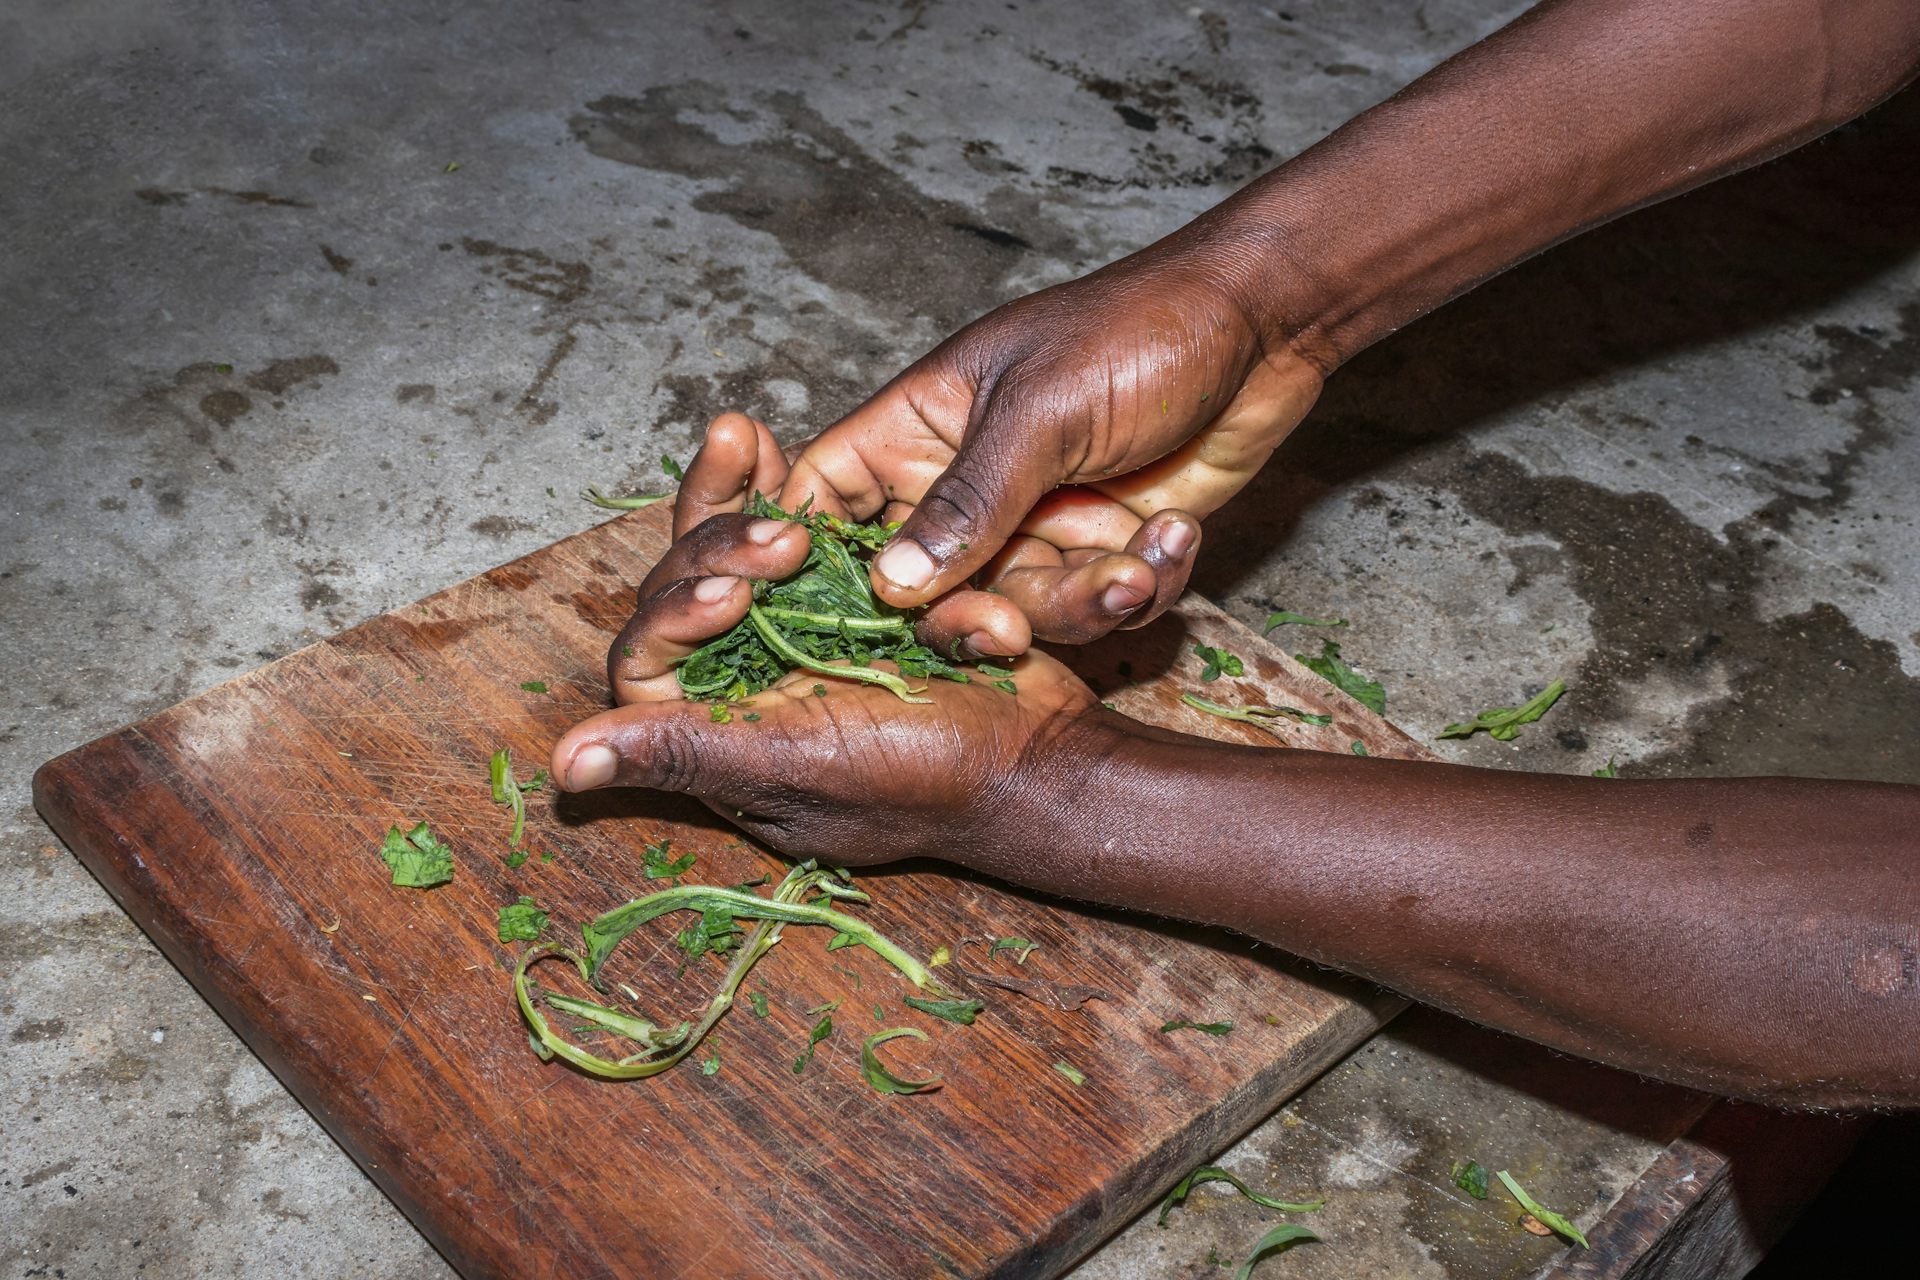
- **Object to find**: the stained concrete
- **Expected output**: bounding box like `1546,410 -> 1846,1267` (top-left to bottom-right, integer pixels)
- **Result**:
2,1 -> 1916,1276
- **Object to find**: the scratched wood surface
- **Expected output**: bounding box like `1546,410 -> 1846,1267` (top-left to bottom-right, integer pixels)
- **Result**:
35,501 -> 1429,1280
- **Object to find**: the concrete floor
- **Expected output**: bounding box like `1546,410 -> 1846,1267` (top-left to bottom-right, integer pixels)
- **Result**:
3,0 -> 1916,1276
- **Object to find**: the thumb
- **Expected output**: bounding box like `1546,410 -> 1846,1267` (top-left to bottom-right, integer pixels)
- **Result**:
871,418 -> 1054,607
552,701 -> 748,798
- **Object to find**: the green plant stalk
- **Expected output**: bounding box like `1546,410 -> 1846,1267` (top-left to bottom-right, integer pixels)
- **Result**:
756,607 -> 912,635
1181,693 -> 1332,733
745,603 -> 930,703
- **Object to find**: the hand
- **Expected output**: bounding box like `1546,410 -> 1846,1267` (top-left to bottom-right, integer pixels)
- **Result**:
775,230 -> 1327,629
556,648 -> 1108,867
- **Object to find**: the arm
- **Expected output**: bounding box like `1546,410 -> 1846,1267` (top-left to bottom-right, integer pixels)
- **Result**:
553,653 -> 1920,1110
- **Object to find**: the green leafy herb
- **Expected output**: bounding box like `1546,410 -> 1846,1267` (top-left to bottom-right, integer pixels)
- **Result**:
1439,679 -> 1566,741
1593,757 -> 1618,778
989,937 -> 1039,964
976,663 -> 1015,678
860,1027 -> 943,1095
497,896 -> 548,943
792,1011 -> 835,1074
1235,1225 -> 1319,1279
488,749 -> 547,849
709,702 -> 732,724
1263,610 -> 1348,632
1182,693 -> 1331,737
991,678 -> 1018,695
519,680 -> 548,693
747,990 -> 770,1018
1451,1160 -> 1490,1199
660,453 -> 685,482
1161,1018 -> 1233,1036
641,839 -> 696,881
1496,1171 -> 1588,1248
1157,1165 -> 1323,1226
871,1002 -> 886,1020
1193,642 -> 1244,682
1052,1060 -> 1086,1086
1296,640 -> 1386,716
675,497 -> 967,704
903,996 -> 984,1025
806,998 -> 842,1016
379,822 -> 453,889
700,1049 -> 721,1076
826,931 -> 858,952
582,486 -> 669,510
1351,740 -> 1368,756
515,862 -> 949,1080
505,848 -> 529,869
812,683 -> 828,697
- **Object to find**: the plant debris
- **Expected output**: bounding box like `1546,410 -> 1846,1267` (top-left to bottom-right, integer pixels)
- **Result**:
951,938 -> 1111,1011
1161,1018 -> 1233,1036
1496,1171 -> 1587,1248
1439,680 -> 1566,741
513,861 -> 951,1080
861,1027 -> 943,1095
583,454 -> 685,510
1182,693 -> 1331,736
1451,1160 -> 1490,1199
1296,640 -> 1386,715
1592,757 -> 1618,778
641,838 -> 696,881
903,996 -> 984,1025
379,821 -> 453,889
792,1009 -> 835,1074
675,496 -> 974,703
988,936 -> 1040,964
1235,1225 -> 1319,1279
1263,610 -> 1347,631
1193,642 -> 1244,682
1157,1164 -> 1323,1225
488,749 -> 547,849
497,896 -> 548,943
1052,1060 -> 1086,1086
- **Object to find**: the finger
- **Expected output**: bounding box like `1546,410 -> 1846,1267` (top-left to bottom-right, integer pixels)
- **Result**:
674,412 -> 791,537
553,697 -> 745,795
1117,509 -> 1200,630
1014,485 -> 1145,552
992,552 -> 1158,645
870,385 -> 1058,608
608,575 -> 753,704
636,510 -> 810,599
914,589 -> 1032,661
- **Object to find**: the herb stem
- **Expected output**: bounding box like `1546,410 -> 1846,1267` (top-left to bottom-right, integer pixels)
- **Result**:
745,603 -> 930,703
756,606 -> 912,635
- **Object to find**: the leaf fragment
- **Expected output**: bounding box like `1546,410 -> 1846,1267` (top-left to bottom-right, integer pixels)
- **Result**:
903,996 -> 984,1025
1295,640 -> 1386,716
860,1027 -> 942,1095
497,896 -> 548,943
1161,1018 -> 1233,1036
1264,610 -> 1348,631
1052,1060 -> 1086,1086
1451,1159 -> 1490,1199
641,839 -> 696,881
1593,757 -> 1618,778
988,936 -> 1040,964
1193,642 -> 1245,682
1235,1225 -> 1319,1279
379,821 -> 453,888
1439,680 -> 1566,741
1496,1171 -> 1588,1248
1157,1165 -> 1323,1226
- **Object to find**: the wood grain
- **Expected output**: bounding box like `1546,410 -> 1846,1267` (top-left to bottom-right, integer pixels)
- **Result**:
35,501 -> 1427,1280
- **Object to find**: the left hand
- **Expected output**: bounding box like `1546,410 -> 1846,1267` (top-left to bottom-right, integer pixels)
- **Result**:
553,647 -> 1108,867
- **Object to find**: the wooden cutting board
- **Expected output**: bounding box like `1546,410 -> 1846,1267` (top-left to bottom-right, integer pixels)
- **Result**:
34,501 -> 1426,1280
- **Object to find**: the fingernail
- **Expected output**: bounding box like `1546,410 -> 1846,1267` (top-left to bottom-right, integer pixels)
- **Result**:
1161,519 -> 1195,558
1102,583 -> 1148,614
694,575 -> 738,604
965,629 -> 1003,657
568,744 -> 617,791
746,518 -> 785,545
875,539 -> 936,591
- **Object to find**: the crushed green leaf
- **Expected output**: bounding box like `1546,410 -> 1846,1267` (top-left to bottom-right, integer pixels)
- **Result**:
1264,610 -> 1348,632
505,848 -> 529,869
903,996 -> 984,1025
677,497 -> 978,704
1439,679 -> 1565,741
660,453 -> 685,482
1161,1018 -> 1233,1036
1157,1165 -> 1322,1226
519,680 -> 548,693
700,1049 -> 720,1077
1593,757 -> 1618,778
1193,642 -> 1244,682
1296,640 -> 1386,715
792,1011 -> 835,1074
1053,1060 -> 1086,1086
989,937 -> 1039,964
379,821 -> 453,889
1235,1225 -> 1319,1279
497,896 -> 548,943
748,990 -> 770,1018
1182,693 -> 1331,736
1351,740 -> 1367,756
1496,1171 -> 1587,1248
488,749 -> 547,849
641,839 -> 696,881
1451,1160 -> 1490,1199
860,1027 -> 942,1095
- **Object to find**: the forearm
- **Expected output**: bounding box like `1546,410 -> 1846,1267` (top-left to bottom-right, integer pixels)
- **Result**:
980,718 -> 1920,1108
1202,0 -> 1920,364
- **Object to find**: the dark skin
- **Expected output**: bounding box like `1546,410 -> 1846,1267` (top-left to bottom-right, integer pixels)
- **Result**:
559,0 -> 1920,1109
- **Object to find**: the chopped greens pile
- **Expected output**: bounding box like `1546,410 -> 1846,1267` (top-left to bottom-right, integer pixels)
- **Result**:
675,496 -> 970,704
1439,679 -> 1565,741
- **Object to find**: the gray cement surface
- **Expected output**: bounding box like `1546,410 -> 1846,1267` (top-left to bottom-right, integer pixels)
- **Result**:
3,1 -> 1915,1276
